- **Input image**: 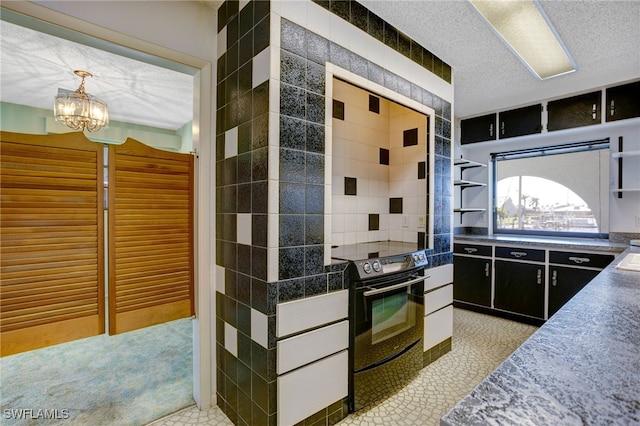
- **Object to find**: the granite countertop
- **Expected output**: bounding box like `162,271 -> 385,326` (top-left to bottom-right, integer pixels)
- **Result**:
454,234 -> 628,253
441,247 -> 640,425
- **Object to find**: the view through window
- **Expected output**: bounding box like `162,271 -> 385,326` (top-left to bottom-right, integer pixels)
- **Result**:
492,140 -> 609,237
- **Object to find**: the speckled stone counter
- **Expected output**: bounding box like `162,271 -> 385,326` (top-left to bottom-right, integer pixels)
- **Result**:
454,234 -> 627,253
441,247 -> 640,425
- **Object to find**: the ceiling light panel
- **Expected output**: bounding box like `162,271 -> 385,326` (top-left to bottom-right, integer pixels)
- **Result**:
469,0 -> 577,80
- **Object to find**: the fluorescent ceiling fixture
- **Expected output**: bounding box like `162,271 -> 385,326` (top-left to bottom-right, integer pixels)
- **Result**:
469,0 -> 577,80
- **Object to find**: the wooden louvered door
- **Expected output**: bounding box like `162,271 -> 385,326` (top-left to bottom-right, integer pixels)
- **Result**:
1,131 -> 104,356
109,138 -> 194,335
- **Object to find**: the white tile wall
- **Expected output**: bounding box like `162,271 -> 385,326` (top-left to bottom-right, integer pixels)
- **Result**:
331,79 -> 428,245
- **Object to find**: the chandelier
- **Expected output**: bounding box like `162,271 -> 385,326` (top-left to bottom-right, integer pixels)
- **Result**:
54,70 -> 109,132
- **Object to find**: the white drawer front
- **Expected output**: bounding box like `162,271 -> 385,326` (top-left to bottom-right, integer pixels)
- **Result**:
425,264 -> 453,291
424,305 -> 453,351
278,350 -> 348,426
276,290 -> 348,338
277,320 -> 348,375
425,284 -> 453,315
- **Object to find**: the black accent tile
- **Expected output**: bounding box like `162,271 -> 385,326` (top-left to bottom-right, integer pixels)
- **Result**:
238,121 -> 251,154
306,153 -> 324,184
280,182 -> 305,214
237,330 -> 252,366
280,116 -> 306,150
398,32 -> 411,58
418,161 -> 426,179
390,197 -> 403,214
328,271 -> 344,292
379,148 -> 389,165
280,148 -> 306,183
281,19 -> 306,56
279,215 -> 305,247
307,123 -> 325,154
329,42 -> 351,70
252,214 -> 268,248
307,31 -> 330,65
369,94 -> 380,113
224,295 -> 237,327
238,153 -> 251,184
253,14 -> 270,56
252,247 -> 267,281
306,184 -> 324,214
410,40 -> 423,65
383,23 -> 398,50
306,92 -> 325,124
239,1 -> 254,36
350,0 -> 369,31
279,247 -> 305,280
369,214 -> 380,231
345,177 -> 357,196
251,278 -> 276,315
304,273 -> 326,296
403,128 -> 418,147
418,232 -> 426,249
237,302 -> 251,336
227,13 -> 239,50
331,0 -> 350,21
251,147 -> 268,182
278,278 -> 305,303
333,99 -> 345,120
305,215 -> 324,245
254,0 -> 269,25
217,1 -> 227,33
281,51 -> 306,87
225,268 -> 237,299
252,81 -> 269,118
305,247 -> 325,277
238,243 -> 251,275
252,113 -> 269,149
281,84 -> 306,119
252,181 -> 268,213
306,61 -> 325,95
237,272 -> 251,306
238,91 -> 252,125
239,61 -> 252,96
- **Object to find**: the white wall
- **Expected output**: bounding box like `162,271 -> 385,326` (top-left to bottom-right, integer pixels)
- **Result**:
454,118 -> 640,234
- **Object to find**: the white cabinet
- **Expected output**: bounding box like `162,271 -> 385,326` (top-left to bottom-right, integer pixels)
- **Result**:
276,290 -> 348,338
278,350 -> 348,426
423,264 -> 454,353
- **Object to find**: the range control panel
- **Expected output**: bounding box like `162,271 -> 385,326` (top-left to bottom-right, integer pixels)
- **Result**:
353,250 -> 428,279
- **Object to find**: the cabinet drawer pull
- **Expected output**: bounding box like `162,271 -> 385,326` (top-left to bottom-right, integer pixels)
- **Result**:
569,257 -> 590,264
489,123 -> 494,137
536,269 -> 542,285
464,247 -> 478,254
510,251 -> 528,258
551,270 -> 557,286
485,263 -> 490,277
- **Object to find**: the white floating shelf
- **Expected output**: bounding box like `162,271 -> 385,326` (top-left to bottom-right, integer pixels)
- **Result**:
454,180 -> 486,188
612,150 -> 640,159
454,158 -> 487,169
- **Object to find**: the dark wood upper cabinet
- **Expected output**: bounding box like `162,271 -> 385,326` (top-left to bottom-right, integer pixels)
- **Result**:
606,80 -> 640,122
548,91 -> 601,131
460,113 -> 496,144
498,104 -> 542,139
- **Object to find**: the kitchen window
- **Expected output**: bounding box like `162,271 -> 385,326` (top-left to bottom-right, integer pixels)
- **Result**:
491,139 -> 609,238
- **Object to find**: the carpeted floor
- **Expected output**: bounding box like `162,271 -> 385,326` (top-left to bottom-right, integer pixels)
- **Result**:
0,318 -> 194,425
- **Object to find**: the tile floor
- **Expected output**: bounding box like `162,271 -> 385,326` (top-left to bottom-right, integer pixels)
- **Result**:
149,308 -> 538,426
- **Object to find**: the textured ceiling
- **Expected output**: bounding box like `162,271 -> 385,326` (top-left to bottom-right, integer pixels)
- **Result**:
0,19 -> 194,130
361,0 -> 640,118
1,1 -> 638,130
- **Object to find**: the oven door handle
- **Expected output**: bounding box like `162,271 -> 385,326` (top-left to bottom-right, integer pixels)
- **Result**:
363,275 -> 429,297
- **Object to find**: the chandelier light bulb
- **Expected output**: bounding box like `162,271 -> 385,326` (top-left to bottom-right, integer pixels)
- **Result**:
54,70 -> 109,132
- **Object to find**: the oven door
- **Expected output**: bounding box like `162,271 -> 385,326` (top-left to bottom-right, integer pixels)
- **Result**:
353,271 -> 424,372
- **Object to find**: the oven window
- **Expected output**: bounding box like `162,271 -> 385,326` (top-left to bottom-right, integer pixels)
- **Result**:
371,290 -> 415,344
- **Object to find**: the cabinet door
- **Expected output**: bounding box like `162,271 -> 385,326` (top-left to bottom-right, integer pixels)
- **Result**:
498,104 -> 542,139
548,266 -> 599,317
494,260 -> 544,319
606,81 -> 640,122
453,256 -> 491,307
547,91 -> 601,131
460,113 -> 496,144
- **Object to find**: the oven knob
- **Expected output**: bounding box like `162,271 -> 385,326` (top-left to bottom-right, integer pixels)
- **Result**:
363,262 -> 372,274
372,261 -> 381,272
413,254 -> 420,262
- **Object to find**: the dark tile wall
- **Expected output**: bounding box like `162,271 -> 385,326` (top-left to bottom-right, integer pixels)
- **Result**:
280,14 -> 452,424
216,1 -> 278,425
216,0 -> 453,424
312,0 -> 452,83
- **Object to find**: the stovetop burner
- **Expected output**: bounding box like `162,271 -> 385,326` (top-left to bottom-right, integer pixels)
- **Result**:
331,241 -> 428,280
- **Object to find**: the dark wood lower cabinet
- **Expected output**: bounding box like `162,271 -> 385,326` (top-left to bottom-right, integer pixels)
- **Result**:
453,256 -> 491,307
548,266 -> 599,317
494,260 -> 545,319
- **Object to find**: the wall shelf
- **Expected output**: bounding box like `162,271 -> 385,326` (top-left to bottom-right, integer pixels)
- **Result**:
454,158 -> 487,223
612,150 -> 640,159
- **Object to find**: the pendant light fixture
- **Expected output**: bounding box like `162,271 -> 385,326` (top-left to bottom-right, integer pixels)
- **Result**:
54,70 -> 109,132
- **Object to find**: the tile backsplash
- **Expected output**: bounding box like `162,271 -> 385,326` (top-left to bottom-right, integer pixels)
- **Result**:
331,79 -> 428,246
